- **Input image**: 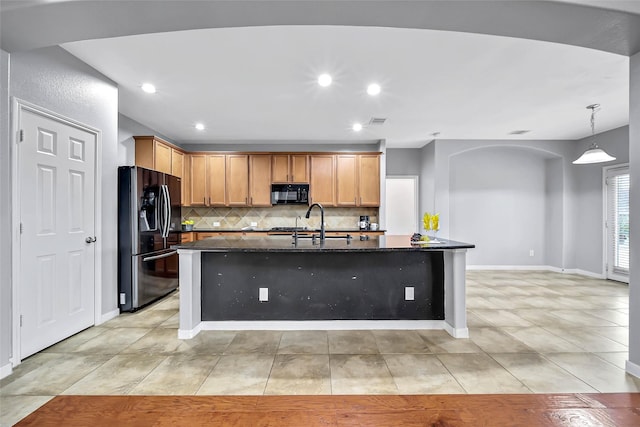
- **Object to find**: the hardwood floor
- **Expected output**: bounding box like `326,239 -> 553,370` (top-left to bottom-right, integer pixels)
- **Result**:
16,393 -> 640,426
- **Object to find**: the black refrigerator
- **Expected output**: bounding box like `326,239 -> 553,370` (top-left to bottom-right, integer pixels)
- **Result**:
118,166 -> 181,312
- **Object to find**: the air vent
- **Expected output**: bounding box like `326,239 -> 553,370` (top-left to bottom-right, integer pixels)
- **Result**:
368,117 -> 387,125
509,130 -> 530,135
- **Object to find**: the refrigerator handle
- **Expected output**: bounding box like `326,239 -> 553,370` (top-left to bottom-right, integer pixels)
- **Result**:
161,184 -> 171,238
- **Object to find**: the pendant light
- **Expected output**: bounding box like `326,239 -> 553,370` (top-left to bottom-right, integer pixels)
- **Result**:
573,104 -> 616,164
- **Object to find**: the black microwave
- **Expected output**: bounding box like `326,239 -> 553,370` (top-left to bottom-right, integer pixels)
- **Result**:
271,184 -> 309,205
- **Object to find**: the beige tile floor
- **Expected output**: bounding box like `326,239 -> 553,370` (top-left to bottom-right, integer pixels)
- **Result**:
1,270 -> 638,425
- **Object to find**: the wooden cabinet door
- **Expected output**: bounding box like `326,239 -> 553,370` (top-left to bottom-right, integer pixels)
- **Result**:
226,154 -> 249,206
154,141 -> 172,174
271,154 -> 289,182
290,154 -> 309,183
336,155 -> 357,206
171,149 -> 183,178
309,155 -> 335,206
182,154 -> 191,205
207,154 -> 226,206
250,155 -> 272,206
358,154 -> 380,206
189,154 -> 207,206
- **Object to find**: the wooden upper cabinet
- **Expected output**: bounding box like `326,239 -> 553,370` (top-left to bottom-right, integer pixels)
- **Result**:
335,154 -> 381,207
309,155 -> 335,206
189,154 -> 225,206
207,155 -> 226,206
226,155 -> 249,206
250,155 -> 272,206
171,149 -> 184,178
336,155 -> 358,206
271,155 -> 289,182
134,136 -> 180,175
189,154 -> 208,206
358,154 -> 380,206
181,154 -> 191,205
271,154 -> 309,183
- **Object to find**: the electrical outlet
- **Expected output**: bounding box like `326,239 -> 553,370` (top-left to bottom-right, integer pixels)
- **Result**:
251,222 -> 258,227
405,287 -> 415,301
529,249 -> 534,257
259,288 -> 269,302
213,222 -> 220,227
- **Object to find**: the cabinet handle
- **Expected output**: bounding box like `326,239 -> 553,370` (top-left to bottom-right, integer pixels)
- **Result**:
208,197 -> 211,205
203,197 -> 206,205
287,174 -> 289,181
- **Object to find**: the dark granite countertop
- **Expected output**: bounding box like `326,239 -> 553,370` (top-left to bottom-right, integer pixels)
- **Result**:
184,228 -> 386,233
173,234 -> 474,252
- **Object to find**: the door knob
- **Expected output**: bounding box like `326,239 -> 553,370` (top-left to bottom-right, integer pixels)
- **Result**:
85,236 -> 97,243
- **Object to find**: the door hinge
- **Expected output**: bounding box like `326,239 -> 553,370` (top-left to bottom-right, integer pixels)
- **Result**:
19,129 -> 24,142
20,315 -> 23,327
20,222 -> 23,234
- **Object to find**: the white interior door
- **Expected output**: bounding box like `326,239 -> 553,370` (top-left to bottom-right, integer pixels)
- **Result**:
385,176 -> 418,235
605,166 -> 629,283
18,106 -> 97,358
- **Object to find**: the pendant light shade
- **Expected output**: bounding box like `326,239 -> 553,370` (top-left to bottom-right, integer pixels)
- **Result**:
573,104 -> 616,165
573,144 -> 616,164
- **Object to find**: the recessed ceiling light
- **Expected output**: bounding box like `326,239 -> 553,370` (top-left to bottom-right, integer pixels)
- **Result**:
352,123 -> 363,132
318,74 -> 332,87
366,83 -> 381,96
195,123 -> 205,131
141,83 -> 156,94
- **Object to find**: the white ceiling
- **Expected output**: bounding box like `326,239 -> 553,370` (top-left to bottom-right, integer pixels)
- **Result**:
59,21 -> 631,148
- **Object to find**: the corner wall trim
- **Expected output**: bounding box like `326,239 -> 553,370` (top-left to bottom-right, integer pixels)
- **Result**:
626,360 -> 640,379
0,362 -> 12,380
99,308 -> 120,325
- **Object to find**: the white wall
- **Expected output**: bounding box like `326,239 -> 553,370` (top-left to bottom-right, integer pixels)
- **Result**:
628,51 -> 640,374
449,147 -> 549,266
5,47 -> 119,371
1,49 -> 11,371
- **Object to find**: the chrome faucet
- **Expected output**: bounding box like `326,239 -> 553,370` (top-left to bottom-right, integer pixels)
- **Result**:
305,203 -> 325,242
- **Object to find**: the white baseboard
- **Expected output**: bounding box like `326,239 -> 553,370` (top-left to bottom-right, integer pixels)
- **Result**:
99,308 -> 120,325
0,362 -> 12,380
444,323 -> 469,338
626,360 -> 640,379
178,323 -> 202,339
188,320 -> 446,335
467,265 -> 604,278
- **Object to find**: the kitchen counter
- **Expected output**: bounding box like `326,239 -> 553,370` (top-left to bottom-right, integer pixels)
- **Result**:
175,234 -> 472,251
183,228 -> 387,233
177,234 -> 473,340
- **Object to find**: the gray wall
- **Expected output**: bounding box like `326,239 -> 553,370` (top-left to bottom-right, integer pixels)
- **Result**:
571,126 -> 630,274
7,47 -> 119,364
1,49 -> 11,370
386,148 -> 422,176
629,51 -> 640,372
420,142 -> 436,215
449,147 -> 548,266
544,158 -> 564,268
118,114 -> 180,166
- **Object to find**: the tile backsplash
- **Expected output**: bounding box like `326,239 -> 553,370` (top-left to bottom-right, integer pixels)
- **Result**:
181,206 -> 379,230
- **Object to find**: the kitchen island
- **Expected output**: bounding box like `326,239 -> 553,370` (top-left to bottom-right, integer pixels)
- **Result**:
175,235 -> 474,339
